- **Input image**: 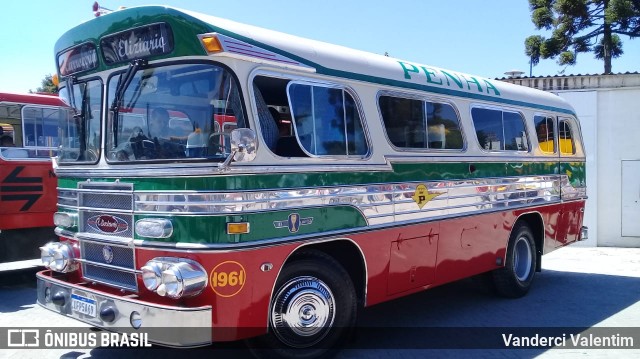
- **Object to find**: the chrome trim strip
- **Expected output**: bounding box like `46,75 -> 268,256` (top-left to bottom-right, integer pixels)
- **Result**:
75,232 -> 135,245
75,257 -> 142,274
53,163 -> 393,178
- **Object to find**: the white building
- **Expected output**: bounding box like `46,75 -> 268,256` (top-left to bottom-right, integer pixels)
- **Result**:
502,73 -> 640,247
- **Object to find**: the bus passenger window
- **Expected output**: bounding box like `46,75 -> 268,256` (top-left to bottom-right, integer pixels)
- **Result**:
288,83 -> 368,157
379,96 -> 463,150
534,115 -> 555,153
426,102 -> 463,149
558,120 -> 576,155
472,107 -> 528,152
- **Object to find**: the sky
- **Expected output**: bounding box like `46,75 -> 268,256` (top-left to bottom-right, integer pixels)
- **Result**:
1,0 -> 639,94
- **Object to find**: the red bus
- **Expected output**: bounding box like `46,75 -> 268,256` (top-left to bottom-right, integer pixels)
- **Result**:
0,92 -> 68,266
36,6 -> 587,357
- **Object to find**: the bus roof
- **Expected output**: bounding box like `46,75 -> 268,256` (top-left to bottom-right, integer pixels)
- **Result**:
0,92 -> 65,107
55,6 -> 575,116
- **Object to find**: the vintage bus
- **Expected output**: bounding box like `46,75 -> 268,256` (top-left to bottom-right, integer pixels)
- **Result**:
37,5 -> 587,356
0,92 -> 67,267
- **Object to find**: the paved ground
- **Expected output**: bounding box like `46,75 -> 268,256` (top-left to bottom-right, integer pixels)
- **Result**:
0,246 -> 639,358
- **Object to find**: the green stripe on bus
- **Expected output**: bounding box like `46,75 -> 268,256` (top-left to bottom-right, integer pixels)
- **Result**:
136,206 -> 367,244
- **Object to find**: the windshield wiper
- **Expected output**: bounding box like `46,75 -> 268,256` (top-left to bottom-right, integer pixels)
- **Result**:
65,76 -> 81,117
65,78 -> 88,160
110,59 -> 147,147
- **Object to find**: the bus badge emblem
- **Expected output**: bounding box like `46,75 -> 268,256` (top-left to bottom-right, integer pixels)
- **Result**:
412,184 -> 444,209
102,245 -> 114,264
273,213 -> 313,233
87,214 -> 129,234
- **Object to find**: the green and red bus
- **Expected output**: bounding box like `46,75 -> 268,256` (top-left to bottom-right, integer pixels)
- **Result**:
37,5 -> 587,356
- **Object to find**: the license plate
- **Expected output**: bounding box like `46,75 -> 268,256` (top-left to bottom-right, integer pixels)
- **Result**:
71,293 -> 97,317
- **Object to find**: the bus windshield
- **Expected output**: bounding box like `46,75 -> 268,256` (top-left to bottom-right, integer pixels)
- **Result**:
106,63 -> 245,162
58,79 -> 102,163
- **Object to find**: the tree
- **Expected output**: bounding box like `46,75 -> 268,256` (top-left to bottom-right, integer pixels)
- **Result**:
525,0 -> 640,74
30,74 -> 58,94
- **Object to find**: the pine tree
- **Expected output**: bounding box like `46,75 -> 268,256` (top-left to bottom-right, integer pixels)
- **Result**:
525,0 -> 640,74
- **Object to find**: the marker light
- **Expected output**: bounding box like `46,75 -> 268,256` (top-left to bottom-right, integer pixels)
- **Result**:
135,218 -> 173,238
40,242 -> 77,273
200,35 -> 223,53
53,212 -> 77,228
141,258 -> 207,299
227,222 -> 250,234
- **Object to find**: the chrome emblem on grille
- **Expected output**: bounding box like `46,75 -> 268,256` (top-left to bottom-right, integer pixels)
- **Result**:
102,245 -> 114,264
87,214 -> 129,234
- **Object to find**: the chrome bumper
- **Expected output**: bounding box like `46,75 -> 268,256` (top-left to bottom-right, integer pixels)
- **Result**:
36,271 -> 212,347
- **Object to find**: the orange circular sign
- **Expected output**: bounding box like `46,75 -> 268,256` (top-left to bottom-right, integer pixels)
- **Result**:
210,261 -> 246,297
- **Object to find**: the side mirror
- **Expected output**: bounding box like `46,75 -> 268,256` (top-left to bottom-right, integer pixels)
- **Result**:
230,128 -> 257,162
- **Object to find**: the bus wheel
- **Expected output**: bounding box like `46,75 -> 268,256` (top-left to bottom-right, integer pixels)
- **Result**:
248,250 -> 357,358
492,223 -> 537,298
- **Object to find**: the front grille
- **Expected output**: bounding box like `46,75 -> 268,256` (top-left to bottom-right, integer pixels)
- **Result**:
78,182 -> 134,210
80,240 -> 137,291
81,191 -> 133,210
75,181 -> 138,292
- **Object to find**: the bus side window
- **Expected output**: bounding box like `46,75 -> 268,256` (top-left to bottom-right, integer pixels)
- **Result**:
558,119 -> 576,155
21,105 -> 62,158
534,115 -> 556,153
472,107 -> 528,152
287,83 -> 368,157
252,76 -> 305,157
379,95 -> 463,150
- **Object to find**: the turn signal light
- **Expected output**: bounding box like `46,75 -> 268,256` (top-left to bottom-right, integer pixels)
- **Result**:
200,34 -> 223,53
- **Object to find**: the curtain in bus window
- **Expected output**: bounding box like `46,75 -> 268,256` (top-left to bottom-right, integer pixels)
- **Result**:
534,115 -> 555,153
472,108 -> 504,150
558,120 -> 576,155
503,111 -> 528,151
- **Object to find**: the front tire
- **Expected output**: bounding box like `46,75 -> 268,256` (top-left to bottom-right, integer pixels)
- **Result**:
248,250 -> 357,359
492,222 -> 537,298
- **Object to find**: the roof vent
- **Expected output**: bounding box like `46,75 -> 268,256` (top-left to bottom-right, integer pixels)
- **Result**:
504,70 -> 525,78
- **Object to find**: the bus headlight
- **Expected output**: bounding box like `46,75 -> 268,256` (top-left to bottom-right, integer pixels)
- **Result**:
40,242 -> 77,273
141,258 -> 207,299
141,260 -> 164,291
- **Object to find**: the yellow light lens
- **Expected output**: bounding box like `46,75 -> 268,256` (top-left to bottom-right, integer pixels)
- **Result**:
227,222 -> 250,234
201,35 -> 223,53
52,74 -> 59,87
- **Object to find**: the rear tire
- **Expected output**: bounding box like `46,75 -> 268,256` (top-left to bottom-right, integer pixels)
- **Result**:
247,250 -> 357,359
492,222 -> 537,298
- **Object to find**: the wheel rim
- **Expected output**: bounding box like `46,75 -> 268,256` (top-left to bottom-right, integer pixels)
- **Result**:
513,236 -> 533,282
271,276 -> 336,348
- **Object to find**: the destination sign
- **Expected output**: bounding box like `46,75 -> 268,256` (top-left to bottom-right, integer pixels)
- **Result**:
58,43 -> 99,76
101,23 -> 174,64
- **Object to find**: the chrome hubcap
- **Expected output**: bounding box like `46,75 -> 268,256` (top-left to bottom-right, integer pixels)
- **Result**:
513,236 -> 533,282
271,276 -> 335,348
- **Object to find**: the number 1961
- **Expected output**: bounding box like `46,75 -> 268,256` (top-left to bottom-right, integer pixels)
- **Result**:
211,270 -> 246,287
